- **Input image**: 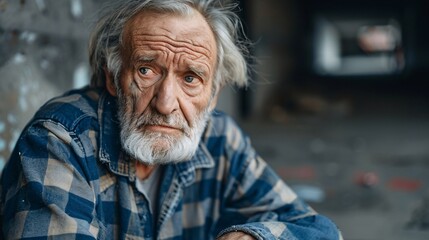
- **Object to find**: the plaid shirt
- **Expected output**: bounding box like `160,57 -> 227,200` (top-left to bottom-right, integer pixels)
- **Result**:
1,87 -> 341,239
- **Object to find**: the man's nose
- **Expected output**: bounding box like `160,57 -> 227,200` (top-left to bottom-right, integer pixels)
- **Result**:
152,74 -> 179,115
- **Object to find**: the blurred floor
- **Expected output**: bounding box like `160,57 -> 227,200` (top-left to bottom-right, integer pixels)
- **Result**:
239,89 -> 429,240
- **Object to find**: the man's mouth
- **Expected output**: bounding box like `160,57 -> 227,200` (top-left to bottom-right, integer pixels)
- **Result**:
144,124 -> 183,134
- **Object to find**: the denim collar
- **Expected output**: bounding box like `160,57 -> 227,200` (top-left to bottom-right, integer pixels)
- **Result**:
97,90 -> 214,183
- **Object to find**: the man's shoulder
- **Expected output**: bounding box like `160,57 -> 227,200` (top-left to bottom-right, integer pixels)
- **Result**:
32,87 -> 103,130
207,111 -> 242,136
204,111 -> 248,148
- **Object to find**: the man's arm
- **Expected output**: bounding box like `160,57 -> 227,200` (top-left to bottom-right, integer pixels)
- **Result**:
1,121 -> 99,239
215,117 -> 341,240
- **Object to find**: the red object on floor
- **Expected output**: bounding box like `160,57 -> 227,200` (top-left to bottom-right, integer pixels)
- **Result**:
354,171 -> 379,187
387,178 -> 422,192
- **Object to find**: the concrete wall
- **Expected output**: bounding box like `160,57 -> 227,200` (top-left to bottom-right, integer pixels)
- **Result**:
0,0 -> 100,169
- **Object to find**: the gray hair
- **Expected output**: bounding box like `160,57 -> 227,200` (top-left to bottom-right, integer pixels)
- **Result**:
88,0 -> 250,92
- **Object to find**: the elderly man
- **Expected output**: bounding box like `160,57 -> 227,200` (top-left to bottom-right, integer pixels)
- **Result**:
0,0 -> 341,239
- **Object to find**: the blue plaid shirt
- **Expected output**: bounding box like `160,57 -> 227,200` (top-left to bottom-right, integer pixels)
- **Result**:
0,87 -> 341,239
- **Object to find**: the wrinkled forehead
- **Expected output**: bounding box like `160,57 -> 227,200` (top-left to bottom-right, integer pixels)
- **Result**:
121,8 -> 217,60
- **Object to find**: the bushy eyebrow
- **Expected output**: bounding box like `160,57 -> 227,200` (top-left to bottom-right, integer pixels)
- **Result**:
131,51 -> 211,80
134,54 -> 156,63
188,65 -> 208,79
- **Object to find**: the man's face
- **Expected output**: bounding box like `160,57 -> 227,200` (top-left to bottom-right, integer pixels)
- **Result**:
106,9 -> 218,164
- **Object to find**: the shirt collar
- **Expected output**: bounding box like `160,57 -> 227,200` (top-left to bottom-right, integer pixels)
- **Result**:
97,90 -> 214,183
98,91 -> 134,178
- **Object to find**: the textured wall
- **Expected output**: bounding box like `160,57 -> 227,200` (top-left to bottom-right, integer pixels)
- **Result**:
0,0 -> 106,170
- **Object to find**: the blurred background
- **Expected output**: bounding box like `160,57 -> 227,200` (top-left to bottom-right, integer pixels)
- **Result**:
1,0 -> 429,239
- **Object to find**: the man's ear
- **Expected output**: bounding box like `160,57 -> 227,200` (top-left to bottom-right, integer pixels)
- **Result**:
104,67 -> 117,96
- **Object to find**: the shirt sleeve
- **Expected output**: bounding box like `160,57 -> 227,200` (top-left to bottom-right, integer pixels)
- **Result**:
0,120 -> 99,239
216,118 -> 342,240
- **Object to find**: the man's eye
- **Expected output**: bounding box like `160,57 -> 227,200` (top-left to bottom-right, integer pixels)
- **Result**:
139,67 -> 150,75
184,76 -> 195,83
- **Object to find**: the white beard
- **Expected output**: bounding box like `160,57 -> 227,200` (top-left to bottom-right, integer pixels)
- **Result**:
116,91 -> 211,165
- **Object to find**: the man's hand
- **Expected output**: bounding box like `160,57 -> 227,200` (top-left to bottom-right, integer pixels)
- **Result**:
217,231 -> 257,240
